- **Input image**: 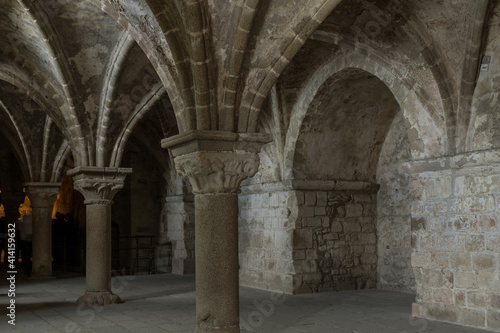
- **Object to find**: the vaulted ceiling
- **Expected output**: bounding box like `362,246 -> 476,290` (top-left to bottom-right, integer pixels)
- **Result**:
0,0 -> 495,182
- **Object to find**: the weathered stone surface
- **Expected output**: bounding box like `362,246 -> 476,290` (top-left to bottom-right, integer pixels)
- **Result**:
25,183 -> 61,278
463,309 -> 486,327
488,311 -> 500,329
291,191 -> 378,293
161,196 -> 195,274
468,292 -> 490,309
425,303 -> 461,323
3,1 -> 500,332
408,152 -> 500,332
69,167 -> 131,306
239,190 -> 295,293
455,272 -> 477,289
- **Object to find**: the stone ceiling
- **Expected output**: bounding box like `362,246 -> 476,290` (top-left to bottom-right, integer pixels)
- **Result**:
0,0 -> 494,182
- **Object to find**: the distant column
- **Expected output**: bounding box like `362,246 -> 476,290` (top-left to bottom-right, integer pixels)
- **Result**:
24,182 -> 61,278
67,167 -> 132,306
2,192 -> 24,267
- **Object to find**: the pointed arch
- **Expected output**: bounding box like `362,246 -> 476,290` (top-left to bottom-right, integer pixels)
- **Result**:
0,99 -> 33,182
86,0 -> 188,133
238,0 -> 343,133
17,0 -> 88,166
97,31 -> 136,167
110,83 -> 166,167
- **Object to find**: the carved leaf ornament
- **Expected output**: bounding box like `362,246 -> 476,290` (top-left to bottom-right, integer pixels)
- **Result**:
175,151 -> 260,194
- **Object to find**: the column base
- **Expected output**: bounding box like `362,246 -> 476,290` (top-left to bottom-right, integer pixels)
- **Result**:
76,291 -> 122,306
197,324 -> 240,333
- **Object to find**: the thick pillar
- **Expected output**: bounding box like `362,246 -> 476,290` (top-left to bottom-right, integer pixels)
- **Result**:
24,183 -> 61,278
67,166 -> 132,306
162,131 -> 270,333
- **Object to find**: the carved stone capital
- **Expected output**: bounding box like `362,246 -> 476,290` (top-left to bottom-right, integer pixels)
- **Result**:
67,167 -> 132,205
24,182 -> 61,208
162,130 -> 272,195
175,151 -> 260,194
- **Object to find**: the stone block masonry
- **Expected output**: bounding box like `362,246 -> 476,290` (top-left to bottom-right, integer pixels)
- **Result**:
408,151 -> 500,332
238,184 -> 379,294
376,111 -> 416,293
239,189 -> 295,293
292,190 -> 378,293
158,195 -> 195,274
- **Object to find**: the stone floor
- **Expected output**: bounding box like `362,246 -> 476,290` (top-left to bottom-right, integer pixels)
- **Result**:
0,270 -> 494,333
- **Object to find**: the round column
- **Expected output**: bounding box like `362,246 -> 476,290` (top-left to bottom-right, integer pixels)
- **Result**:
85,200 -> 113,293
67,166 -> 132,306
25,183 -> 61,278
162,131 -> 271,333
173,149 -> 263,333
195,193 -> 239,333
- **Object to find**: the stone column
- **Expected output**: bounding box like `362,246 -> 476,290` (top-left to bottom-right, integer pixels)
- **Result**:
162,131 -> 270,333
24,183 -> 61,278
67,166 -> 132,306
1,192 -> 24,265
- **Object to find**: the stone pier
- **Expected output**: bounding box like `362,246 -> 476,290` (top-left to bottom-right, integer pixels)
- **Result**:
24,182 -> 61,278
67,166 -> 132,306
162,131 -> 270,333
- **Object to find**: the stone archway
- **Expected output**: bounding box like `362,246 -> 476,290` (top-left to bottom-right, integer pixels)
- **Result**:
283,52 -> 447,181
288,66 -> 403,293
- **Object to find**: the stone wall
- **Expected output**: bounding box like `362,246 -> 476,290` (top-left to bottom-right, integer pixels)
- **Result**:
292,189 -> 378,293
470,5 -> 500,152
238,182 -> 379,294
112,144 -> 164,273
129,153 -> 163,237
376,112 -> 416,292
157,195 -> 195,274
239,186 -> 295,293
409,151 -> 500,331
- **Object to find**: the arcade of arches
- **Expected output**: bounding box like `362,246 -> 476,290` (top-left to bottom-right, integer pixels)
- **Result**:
0,0 -> 500,332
